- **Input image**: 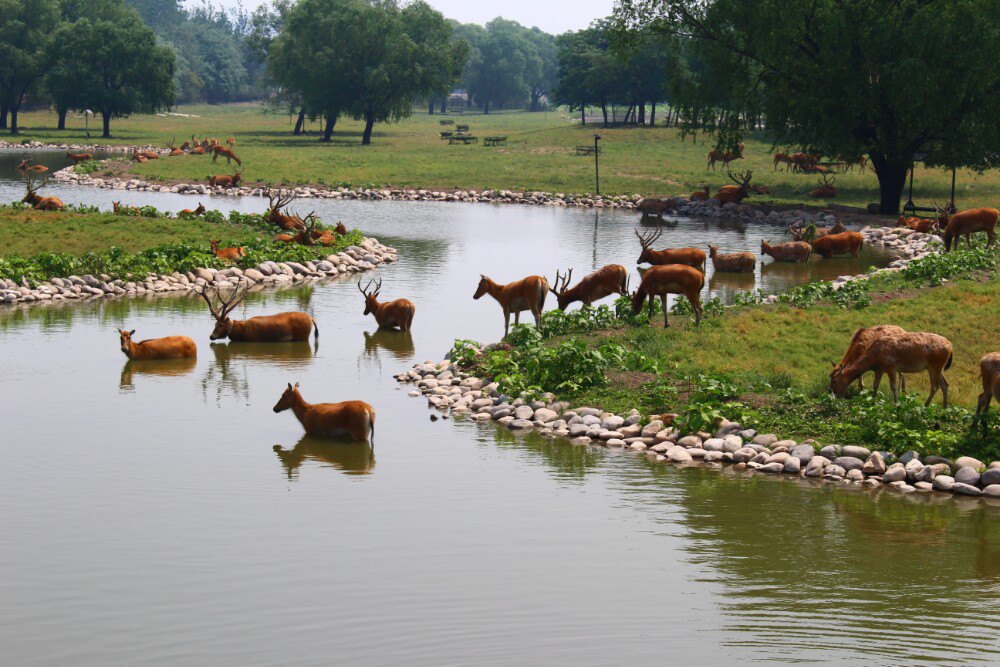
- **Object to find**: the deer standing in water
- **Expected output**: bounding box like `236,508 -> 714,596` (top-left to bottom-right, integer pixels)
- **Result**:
630,264 -> 704,327
196,285 -> 319,342
811,231 -> 863,258
22,174 -> 64,210
358,278 -> 415,331
708,245 -> 755,273
66,151 -> 93,163
635,224 -> 707,272
549,265 -> 628,310
473,274 -> 549,337
273,383 -> 375,441
119,329 -> 197,360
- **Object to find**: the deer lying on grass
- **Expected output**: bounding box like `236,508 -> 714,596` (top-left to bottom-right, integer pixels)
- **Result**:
829,325 -> 908,391
690,185 -> 710,201
708,245 -> 755,273
197,284 -> 318,342
17,154 -> 48,173
975,352 -> 1000,434
119,329 -> 197,360
359,278 -> 415,331
112,201 -> 141,215
166,138 -> 184,156
812,231 -> 863,258
209,169 -> 243,188
896,216 -> 939,233
265,191 -> 306,231
788,221 -> 845,242
189,144 -> 206,155
334,222 -> 348,236
549,265 -> 628,310
635,225 -> 707,272
22,174 -> 64,210
760,240 -> 811,263
133,150 -> 159,161
209,240 -> 245,261
273,383 -> 376,441
66,151 -> 93,163
830,332 -> 953,406
636,197 -> 676,218
937,206 -> 998,251
631,264 -> 704,327
211,145 -> 241,166
713,170 -> 754,205
808,174 -> 837,198
179,202 -> 206,217
473,274 -> 549,337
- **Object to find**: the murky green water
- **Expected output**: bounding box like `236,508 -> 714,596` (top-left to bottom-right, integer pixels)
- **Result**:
2,150 -> 999,665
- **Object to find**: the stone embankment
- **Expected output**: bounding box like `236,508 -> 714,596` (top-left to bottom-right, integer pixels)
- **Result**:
395,361 -> 1000,502
0,238 -> 396,306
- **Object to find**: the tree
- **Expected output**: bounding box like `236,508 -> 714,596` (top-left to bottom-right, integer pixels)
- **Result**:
50,0 -> 175,137
525,28 -> 558,111
464,19 -> 534,114
616,0 -> 1000,213
0,0 -> 61,133
553,24 -> 621,127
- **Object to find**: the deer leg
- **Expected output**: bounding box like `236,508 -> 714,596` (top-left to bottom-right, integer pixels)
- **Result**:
925,369 -> 940,406
887,370 -> 899,402
898,373 -> 906,393
872,370 -> 884,396
514,311 -> 521,326
503,309 -> 510,337
939,371 -> 949,408
661,295 -> 669,328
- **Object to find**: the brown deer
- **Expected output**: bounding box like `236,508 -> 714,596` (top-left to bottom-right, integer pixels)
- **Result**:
708,245 -> 755,273
189,144 -> 206,155
119,329 -> 197,360
788,221 -> 845,242
166,138 -> 184,156
809,174 -> 837,198
209,169 -> 243,188
635,225 -> 707,272
635,197 -> 676,218
937,206 -> 998,251
707,143 -> 744,170
334,222 -> 348,236
713,170 -> 753,205
273,383 -> 376,442
211,144 -> 242,166
896,216 -> 938,233
830,332 -> 953,406
22,174 -> 64,211
17,154 -> 48,173
112,201 -> 140,215
196,285 -> 319,342
760,240 -> 811,263
689,185 -> 710,201
473,274 -> 549,337
812,231 -> 863,258
549,265 -> 628,310
265,191 -> 306,231
829,325 -> 908,391
209,240 -> 246,261
180,138 -> 192,151
975,352 -> 1000,434
227,137 -> 236,150
133,149 -> 159,161
179,202 -> 206,217
358,278 -> 415,331
630,264 -> 704,327
773,152 -> 794,171
66,151 -> 93,163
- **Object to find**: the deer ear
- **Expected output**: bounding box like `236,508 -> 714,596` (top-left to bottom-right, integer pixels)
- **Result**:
129,330 -> 135,336
287,383 -> 293,390
294,382 -> 300,389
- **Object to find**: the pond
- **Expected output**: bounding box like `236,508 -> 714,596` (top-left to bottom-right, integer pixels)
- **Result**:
2,150 -> 999,665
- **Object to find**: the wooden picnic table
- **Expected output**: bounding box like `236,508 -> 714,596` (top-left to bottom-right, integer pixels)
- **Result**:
483,136 -> 508,147
440,131 -> 454,139
456,124 -> 470,133
575,145 -> 601,156
449,135 -> 479,145
439,120 -> 454,126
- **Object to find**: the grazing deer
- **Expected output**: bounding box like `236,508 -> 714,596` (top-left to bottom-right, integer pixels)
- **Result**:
630,264 -> 704,327
119,329 -> 197,360
211,144 -> 242,166
17,154 -> 48,173
713,170 -> 754,204
66,151 -> 93,163
707,142 -> 744,170
636,197 -> 676,218
22,174 -> 64,210
830,332 -> 953,407
690,185 -> 710,201
975,352 -> 1000,434
635,225 -> 707,271
358,278 -> 415,331
549,265 -> 628,310
808,174 -> 837,198
937,206 -> 998,251
812,231 -> 863,258
209,240 -> 245,261
473,274 -> 549,337
773,152 -> 794,171
196,285 -> 319,342
209,169 -> 243,188
273,383 -> 376,442
829,325 -> 908,391
265,191 -> 306,231
708,245 -> 755,273
179,202 -> 206,217
760,240 -> 811,263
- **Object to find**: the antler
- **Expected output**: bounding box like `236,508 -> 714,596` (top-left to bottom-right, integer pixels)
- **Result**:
634,222 -> 662,249
819,173 -> 835,187
728,169 -> 753,188
216,283 -> 247,318
358,277 -> 378,298
24,171 -> 43,195
194,285 -> 220,319
550,268 -> 573,295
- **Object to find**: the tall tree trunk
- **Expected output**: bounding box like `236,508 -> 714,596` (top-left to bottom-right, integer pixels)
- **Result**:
440,98 -> 447,113
601,102 -> 608,128
101,111 -> 111,138
639,102 -> 646,125
869,153 -> 910,215
361,112 -> 376,145
9,107 -> 18,134
580,106 -> 586,126
321,114 -> 337,142
650,101 -> 656,126
428,99 -> 435,115
530,92 -> 541,112
483,100 -> 490,114
0,100 -> 7,129
57,107 -> 67,130
293,108 -> 306,135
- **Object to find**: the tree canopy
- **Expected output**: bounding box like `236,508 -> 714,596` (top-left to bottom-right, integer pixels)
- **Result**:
0,0 -> 61,133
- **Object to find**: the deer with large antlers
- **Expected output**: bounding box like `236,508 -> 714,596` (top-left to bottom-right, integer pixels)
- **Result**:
358,278 -> 415,331
631,264 -> 704,327
209,169 -> 243,188
166,138 -> 184,156
549,265 -> 629,311
211,144 -> 242,166
17,154 -> 48,173
266,191 -> 306,231
635,224 -> 707,272
119,329 -> 197,360
714,170 -> 754,205
22,174 -> 64,210
196,284 -> 318,342
209,240 -> 246,261
937,205 -> 998,251
473,274 -> 549,337
273,382 -> 376,442
809,174 -> 837,198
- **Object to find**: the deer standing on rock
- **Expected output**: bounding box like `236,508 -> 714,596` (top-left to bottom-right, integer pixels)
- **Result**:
549,265 -> 628,310
473,274 -> 549,337
273,383 -> 376,442
359,278 -> 415,331
635,225 -> 707,272
119,329 -> 197,360
631,264 -> 704,327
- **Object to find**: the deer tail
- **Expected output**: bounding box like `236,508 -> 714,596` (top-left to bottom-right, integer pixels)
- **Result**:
945,352 -> 953,371
312,317 -> 319,339
368,408 -> 376,445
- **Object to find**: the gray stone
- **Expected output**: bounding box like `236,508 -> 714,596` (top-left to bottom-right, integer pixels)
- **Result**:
765,452 -> 789,465
687,448 -> 707,459
819,444 -> 842,459
702,438 -> 725,452
601,415 -> 625,430
605,439 -> 626,447
832,456 -> 864,472
954,467 -> 981,486
733,447 -> 756,463
513,405 -> 535,421
882,464 -> 906,483
668,447 -> 693,463
533,408 -> 558,423
568,423 -> 590,437
641,420 -> 665,437
982,485 -> 1000,498
772,439 -> 797,451
951,482 -> 982,496
932,475 -> 955,492
752,434 -> 778,446
789,444 -> 816,465
863,478 -> 881,488
914,481 -> 934,491
824,464 -> 847,478
954,456 -> 984,471
784,456 -> 801,474
569,436 -> 592,446
904,459 -> 925,482
677,435 -> 702,448
898,450 -> 921,465
723,435 -> 744,453
630,442 -> 648,451
862,452 -> 886,476
759,462 -> 784,473
846,469 -> 864,482
914,465 -> 936,483
980,468 -> 1000,487
842,445 -> 872,459
508,419 -> 533,430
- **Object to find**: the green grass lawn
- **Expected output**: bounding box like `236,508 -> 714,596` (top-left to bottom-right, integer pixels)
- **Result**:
11,104 -> 1000,211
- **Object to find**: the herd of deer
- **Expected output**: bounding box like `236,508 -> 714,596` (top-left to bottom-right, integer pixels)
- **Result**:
704,145 -> 869,199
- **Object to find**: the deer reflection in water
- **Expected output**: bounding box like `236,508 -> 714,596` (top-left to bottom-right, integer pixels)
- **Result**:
363,329 -> 415,360
708,267 -> 756,303
201,340 -> 316,402
273,436 -> 375,478
120,357 -> 197,389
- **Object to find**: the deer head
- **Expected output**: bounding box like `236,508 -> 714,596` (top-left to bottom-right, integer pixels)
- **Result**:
22,172 -> 45,204
549,268 -> 574,309
358,277 -> 382,315
266,190 -> 294,216
273,382 -> 302,413
634,223 -> 663,263
196,284 -> 248,340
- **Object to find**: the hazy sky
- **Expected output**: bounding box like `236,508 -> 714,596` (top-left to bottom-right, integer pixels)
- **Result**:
203,0 -> 615,33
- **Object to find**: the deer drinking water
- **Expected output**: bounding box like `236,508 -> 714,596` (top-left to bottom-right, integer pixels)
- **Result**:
473,274 -> 549,337
549,265 -> 628,310
358,278 -> 415,331
197,285 -> 318,342
635,225 -> 707,272
119,329 -> 197,360
273,383 -> 376,442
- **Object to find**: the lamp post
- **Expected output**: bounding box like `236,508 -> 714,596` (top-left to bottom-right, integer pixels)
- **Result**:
84,110 -> 92,139
593,134 -> 602,195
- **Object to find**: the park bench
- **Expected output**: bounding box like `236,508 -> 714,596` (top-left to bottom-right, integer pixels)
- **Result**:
456,124 -> 470,133
575,145 -> 601,156
483,136 -> 508,147
449,135 -> 479,145
440,131 -> 454,139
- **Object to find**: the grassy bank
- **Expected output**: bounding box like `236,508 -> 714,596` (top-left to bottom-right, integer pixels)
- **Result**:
450,244 -> 1000,461
10,104 -> 1000,210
